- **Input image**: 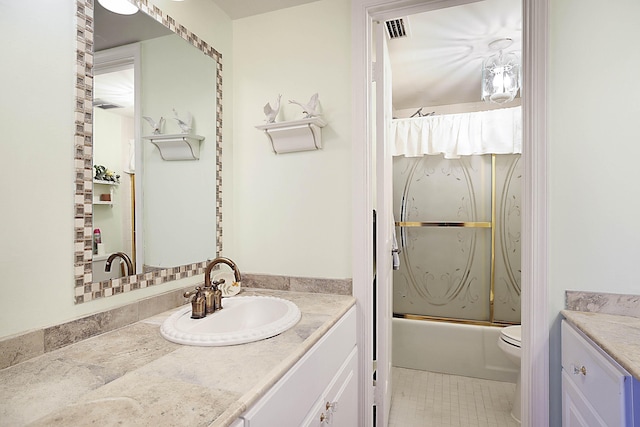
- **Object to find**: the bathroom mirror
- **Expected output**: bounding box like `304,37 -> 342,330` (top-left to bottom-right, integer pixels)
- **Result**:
74,1 -> 223,303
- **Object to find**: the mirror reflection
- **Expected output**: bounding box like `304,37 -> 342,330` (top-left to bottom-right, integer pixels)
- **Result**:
88,3 -> 219,285
92,63 -> 136,281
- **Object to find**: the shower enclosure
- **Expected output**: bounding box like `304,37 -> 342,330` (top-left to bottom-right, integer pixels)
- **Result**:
393,153 -> 521,325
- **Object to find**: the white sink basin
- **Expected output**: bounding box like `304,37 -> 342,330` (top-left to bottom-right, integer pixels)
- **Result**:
160,296 -> 301,346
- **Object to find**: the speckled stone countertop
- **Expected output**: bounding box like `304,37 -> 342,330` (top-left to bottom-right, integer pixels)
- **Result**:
562,310 -> 640,380
0,289 -> 355,427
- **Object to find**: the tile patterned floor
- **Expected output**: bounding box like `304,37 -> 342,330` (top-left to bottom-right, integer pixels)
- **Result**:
389,367 -> 520,427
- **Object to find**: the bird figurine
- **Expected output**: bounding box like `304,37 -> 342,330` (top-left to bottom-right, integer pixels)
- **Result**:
143,116 -> 165,135
289,93 -> 321,118
173,109 -> 193,134
263,94 -> 282,123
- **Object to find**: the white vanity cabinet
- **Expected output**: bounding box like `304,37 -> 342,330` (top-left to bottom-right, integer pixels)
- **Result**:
561,320 -> 638,426
240,307 -> 357,427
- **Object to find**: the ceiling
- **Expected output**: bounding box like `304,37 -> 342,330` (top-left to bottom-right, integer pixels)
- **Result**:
386,0 -> 522,111
211,0 -> 321,19
94,3 -> 173,51
94,0 -> 521,115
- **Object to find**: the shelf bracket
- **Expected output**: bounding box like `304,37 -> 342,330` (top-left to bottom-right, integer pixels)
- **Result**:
143,134 -> 205,160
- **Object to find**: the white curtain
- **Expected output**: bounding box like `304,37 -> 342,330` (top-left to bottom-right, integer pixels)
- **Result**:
390,106 -> 522,159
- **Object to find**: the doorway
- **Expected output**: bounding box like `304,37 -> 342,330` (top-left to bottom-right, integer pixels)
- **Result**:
352,0 -> 549,426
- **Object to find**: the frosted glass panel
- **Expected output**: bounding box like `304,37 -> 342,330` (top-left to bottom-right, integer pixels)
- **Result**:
394,227 -> 492,321
393,156 -> 491,222
393,154 -> 521,324
493,154 -> 522,323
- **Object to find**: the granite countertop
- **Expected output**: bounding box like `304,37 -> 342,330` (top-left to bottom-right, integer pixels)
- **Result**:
0,289 -> 355,427
562,310 -> 640,379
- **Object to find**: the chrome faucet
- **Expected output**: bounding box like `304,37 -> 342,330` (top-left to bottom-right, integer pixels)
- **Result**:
105,252 -> 134,276
185,257 -> 242,318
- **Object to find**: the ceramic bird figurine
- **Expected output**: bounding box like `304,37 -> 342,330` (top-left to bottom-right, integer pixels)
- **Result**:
173,109 -> 193,134
289,93 -> 321,118
263,94 -> 282,123
143,116 -> 165,135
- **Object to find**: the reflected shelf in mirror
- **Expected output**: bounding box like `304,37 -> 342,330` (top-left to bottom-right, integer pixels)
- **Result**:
93,180 -> 118,206
143,134 -> 205,160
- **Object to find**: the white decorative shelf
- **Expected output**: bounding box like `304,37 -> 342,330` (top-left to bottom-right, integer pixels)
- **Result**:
143,134 -> 205,160
255,117 -> 327,154
93,179 -> 118,206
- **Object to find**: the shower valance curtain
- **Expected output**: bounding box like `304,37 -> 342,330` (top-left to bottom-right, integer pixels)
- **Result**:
390,106 -> 522,159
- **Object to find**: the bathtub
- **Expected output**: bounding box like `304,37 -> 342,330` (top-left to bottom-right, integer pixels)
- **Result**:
392,317 -> 518,383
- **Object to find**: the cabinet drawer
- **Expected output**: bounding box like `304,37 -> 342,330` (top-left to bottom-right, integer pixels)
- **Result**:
561,320 -> 628,426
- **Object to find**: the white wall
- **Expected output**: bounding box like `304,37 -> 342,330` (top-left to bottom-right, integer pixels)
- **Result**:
548,0 -> 640,424
0,0 -> 232,339
232,0 -> 352,279
0,1 -> 76,338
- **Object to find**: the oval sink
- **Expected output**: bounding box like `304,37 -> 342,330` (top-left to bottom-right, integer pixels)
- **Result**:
160,296 -> 301,346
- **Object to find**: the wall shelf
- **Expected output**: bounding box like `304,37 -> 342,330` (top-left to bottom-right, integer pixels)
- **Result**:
93,179 -> 118,206
143,134 -> 205,160
93,179 -> 119,186
255,117 -> 327,154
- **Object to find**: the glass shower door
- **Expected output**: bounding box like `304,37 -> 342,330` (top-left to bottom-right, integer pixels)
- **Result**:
393,154 -> 521,325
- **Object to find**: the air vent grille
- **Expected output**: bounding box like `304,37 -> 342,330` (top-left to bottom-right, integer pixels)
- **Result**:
385,18 -> 407,39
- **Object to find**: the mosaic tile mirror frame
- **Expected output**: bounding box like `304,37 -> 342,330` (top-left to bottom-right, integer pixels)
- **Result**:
74,0 -> 223,303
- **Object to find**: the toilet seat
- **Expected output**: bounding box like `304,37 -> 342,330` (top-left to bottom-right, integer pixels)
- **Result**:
500,325 -> 522,348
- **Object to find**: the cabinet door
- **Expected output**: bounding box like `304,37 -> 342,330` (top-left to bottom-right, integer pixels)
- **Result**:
562,370 -> 609,427
302,348 -> 358,427
326,348 -> 358,427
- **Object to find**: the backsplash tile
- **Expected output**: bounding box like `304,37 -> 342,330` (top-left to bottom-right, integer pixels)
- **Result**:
290,277 -> 352,295
243,274 -> 290,291
44,304 -> 139,352
566,291 -> 640,318
242,274 -> 352,296
0,330 -> 44,369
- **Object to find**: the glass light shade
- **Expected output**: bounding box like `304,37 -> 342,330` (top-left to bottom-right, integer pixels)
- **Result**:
481,51 -> 520,104
98,0 -> 139,15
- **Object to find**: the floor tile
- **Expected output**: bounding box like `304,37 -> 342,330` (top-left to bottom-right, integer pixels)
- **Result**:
389,367 -> 520,427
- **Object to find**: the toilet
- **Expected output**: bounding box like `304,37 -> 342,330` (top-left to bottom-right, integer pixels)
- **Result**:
498,325 -> 522,423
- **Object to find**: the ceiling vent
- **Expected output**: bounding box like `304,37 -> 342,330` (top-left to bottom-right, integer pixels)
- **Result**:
385,18 -> 409,40
93,98 -> 123,109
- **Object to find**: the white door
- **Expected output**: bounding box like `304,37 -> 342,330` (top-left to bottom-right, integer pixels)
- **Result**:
374,20 -> 394,427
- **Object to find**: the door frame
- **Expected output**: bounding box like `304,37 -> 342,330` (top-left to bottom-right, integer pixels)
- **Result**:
351,0 -> 550,426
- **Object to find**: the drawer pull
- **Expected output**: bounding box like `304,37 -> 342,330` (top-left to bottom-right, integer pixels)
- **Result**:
573,365 -> 587,376
326,401 -> 338,412
320,411 -> 334,424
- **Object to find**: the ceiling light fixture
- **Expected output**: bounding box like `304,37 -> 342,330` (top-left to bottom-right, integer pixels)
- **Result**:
481,38 -> 520,104
98,0 -> 139,15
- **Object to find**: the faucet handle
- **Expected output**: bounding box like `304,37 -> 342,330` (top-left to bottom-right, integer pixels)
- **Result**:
183,286 -> 202,299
